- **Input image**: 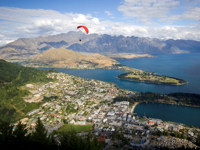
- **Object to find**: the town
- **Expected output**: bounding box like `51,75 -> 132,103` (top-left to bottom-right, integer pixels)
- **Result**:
18,72 -> 199,149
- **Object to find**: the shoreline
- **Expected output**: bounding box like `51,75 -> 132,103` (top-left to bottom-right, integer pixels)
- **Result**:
19,59 -> 188,86
35,65 -> 187,86
131,102 -> 140,113
118,72 -> 187,86
133,101 -> 200,128
117,76 -> 187,86
140,101 -> 200,109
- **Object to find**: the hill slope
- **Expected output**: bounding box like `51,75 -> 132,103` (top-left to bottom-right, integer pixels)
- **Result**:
26,48 -> 119,68
0,59 -> 54,121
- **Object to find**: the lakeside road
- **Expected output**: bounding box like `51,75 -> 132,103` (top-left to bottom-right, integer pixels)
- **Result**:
131,102 -> 140,113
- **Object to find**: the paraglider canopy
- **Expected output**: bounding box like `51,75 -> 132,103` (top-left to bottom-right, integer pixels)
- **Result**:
77,25 -> 89,34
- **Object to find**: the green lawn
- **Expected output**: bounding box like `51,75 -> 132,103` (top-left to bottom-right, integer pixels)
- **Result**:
56,124 -> 93,133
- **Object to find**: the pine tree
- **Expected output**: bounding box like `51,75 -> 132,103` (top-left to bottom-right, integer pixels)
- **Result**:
32,117 -> 48,143
197,133 -> 200,146
13,121 -> 28,139
0,119 -> 14,148
12,121 -> 30,149
0,119 -> 13,138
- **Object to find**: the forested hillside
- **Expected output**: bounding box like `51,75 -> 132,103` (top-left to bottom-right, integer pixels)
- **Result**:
0,59 -> 55,122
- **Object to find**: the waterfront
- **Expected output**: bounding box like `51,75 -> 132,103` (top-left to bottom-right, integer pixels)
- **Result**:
134,102 -> 200,127
119,53 -> 200,94
41,53 -> 200,127
44,53 -> 200,94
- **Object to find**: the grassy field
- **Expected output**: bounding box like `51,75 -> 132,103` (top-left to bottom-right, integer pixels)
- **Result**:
56,124 -> 93,133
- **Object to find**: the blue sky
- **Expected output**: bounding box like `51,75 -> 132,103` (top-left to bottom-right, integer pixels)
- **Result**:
0,0 -> 200,45
0,0 -> 121,14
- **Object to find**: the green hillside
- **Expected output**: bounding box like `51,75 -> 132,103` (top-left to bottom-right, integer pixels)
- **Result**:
0,59 -> 55,122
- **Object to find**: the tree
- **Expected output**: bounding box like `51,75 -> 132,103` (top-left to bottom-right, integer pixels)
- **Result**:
32,117 -> 48,143
0,119 -> 13,139
13,121 -> 28,139
59,131 -> 82,150
59,130 -> 103,150
0,119 -> 103,150
12,121 -> 31,149
0,119 -> 15,149
197,133 -> 200,146
144,125 -> 149,130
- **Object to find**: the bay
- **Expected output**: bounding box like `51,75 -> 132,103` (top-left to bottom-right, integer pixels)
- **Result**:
41,53 -> 200,127
44,53 -> 200,94
134,102 -> 200,127
118,53 -> 200,94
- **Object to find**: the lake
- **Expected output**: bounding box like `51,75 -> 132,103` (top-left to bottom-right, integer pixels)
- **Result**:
134,102 -> 200,127
41,53 -> 200,127
118,53 -> 200,94
46,53 -> 200,94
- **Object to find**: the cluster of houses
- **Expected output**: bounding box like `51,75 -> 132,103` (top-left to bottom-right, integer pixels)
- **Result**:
18,72 -> 199,149
21,73 -> 133,133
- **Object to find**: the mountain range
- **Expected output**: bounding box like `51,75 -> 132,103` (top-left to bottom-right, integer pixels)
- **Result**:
0,31 -> 200,62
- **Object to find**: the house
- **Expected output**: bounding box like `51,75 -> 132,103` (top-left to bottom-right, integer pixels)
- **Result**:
34,93 -> 41,97
107,111 -> 115,116
75,121 -> 86,125
27,109 -> 40,116
148,120 -> 155,126
103,119 -> 107,123
188,131 -> 194,137
151,118 -> 162,125
97,136 -> 106,142
69,120 -> 75,124
78,117 -> 85,121
26,84 -> 33,88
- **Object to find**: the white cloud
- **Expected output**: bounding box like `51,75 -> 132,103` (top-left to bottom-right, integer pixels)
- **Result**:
118,0 -> 180,23
0,7 -> 200,45
169,7 -> 200,21
92,18 -> 100,24
104,11 -> 112,16
118,0 -> 200,25
149,26 -> 200,40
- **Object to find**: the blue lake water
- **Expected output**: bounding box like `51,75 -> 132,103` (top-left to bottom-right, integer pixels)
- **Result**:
134,102 -> 200,127
41,53 -> 200,127
118,53 -> 200,94
45,53 -> 200,94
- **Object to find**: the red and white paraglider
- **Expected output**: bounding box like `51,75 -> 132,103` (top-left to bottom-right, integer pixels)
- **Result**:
77,25 -> 89,34
77,25 -> 89,41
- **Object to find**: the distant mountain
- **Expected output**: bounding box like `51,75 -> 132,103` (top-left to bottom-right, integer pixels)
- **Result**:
69,35 -> 200,54
0,32 -> 99,61
0,31 -> 200,62
25,48 -> 119,68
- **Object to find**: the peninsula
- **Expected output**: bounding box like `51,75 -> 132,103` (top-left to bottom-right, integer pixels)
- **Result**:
104,53 -> 155,59
22,48 -> 119,69
0,59 -> 199,149
118,70 -> 187,85
18,48 -> 187,85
